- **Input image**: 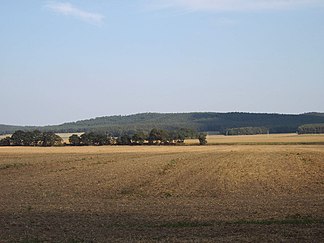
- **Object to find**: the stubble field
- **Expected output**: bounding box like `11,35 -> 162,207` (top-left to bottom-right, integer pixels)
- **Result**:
0,135 -> 324,242
189,133 -> 324,145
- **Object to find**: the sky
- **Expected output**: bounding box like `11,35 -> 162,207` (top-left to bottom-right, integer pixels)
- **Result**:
1,0 -> 324,126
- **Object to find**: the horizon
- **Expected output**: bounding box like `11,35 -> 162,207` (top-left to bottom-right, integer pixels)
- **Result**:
1,1 -> 324,126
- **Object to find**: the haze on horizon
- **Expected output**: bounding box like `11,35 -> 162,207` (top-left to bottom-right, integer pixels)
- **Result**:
1,1 -> 324,126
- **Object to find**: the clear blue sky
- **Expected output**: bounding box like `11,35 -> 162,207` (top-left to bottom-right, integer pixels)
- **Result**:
1,0 -> 324,125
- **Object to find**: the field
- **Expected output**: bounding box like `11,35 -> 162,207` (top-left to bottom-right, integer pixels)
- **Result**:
55,133 -> 84,143
189,133 -> 324,145
0,136 -> 324,242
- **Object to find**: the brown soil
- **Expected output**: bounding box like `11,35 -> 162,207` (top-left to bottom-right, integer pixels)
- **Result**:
0,145 -> 323,242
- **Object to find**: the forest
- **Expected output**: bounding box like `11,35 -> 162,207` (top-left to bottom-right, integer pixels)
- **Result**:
1,112 -> 324,135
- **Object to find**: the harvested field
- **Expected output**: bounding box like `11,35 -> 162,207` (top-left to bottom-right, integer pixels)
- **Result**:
187,133 -> 324,145
55,133 -> 84,143
0,135 -> 10,140
0,145 -> 323,242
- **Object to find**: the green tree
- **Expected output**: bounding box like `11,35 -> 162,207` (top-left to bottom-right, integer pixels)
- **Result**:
159,129 -> 170,145
93,133 -> 110,146
69,134 -> 81,146
11,130 -> 26,146
0,137 -> 11,146
23,131 -> 35,146
41,132 -> 63,146
132,132 -> 146,145
198,133 -> 207,145
148,128 -> 159,145
32,130 -> 42,146
80,133 -> 93,145
117,134 -> 132,145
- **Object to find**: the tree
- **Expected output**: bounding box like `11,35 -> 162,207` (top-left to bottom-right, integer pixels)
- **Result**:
92,133 -> 110,146
0,137 -> 11,146
23,131 -> 35,146
171,130 -> 185,144
159,129 -> 168,144
148,128 -> 159,145
198,133 -> 207,145
32,130 -> 42,146
80,132 -> 94,146
11,130 -> 26,146
132,132 -> 146,145
117,134 -> 132,145
41,132 -> 63,146
79,132 -> 112,146
69,134 -> 81,146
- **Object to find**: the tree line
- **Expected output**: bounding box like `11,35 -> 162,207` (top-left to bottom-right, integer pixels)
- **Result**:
297,124 -> 324,134
225,127 -> 269,136
69,128 -> 207,146
0,128 -> 207,146
0,130 -> 63,146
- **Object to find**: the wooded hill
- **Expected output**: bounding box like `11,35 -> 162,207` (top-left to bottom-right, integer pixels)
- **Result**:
1,112 -> 324,135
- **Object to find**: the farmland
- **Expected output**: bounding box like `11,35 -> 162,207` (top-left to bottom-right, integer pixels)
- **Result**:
188,133 -> 324,145
0,136 -> 323,242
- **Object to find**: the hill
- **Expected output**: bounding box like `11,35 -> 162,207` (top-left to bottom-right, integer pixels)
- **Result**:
303,112 -> 324,117
1,112 -> 324,135
0,124 -> 37,135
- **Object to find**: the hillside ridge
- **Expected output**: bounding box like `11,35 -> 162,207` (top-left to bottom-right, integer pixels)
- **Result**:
1,112 -> 324,135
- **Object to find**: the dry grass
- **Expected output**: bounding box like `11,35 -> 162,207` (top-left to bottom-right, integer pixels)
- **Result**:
56,132 -> 84,143
0,134 -> 11,140
0,144 -> 323,242
186,133 -> 324,145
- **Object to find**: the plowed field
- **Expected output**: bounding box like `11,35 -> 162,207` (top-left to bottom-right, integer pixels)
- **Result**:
0,145 -> 323,242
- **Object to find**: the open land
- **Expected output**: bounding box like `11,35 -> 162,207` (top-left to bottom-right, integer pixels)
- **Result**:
0,135 -> 324,242
189,133 -> 324,145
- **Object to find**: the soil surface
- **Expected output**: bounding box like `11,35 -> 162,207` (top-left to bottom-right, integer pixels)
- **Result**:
0,145 -> 323,242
